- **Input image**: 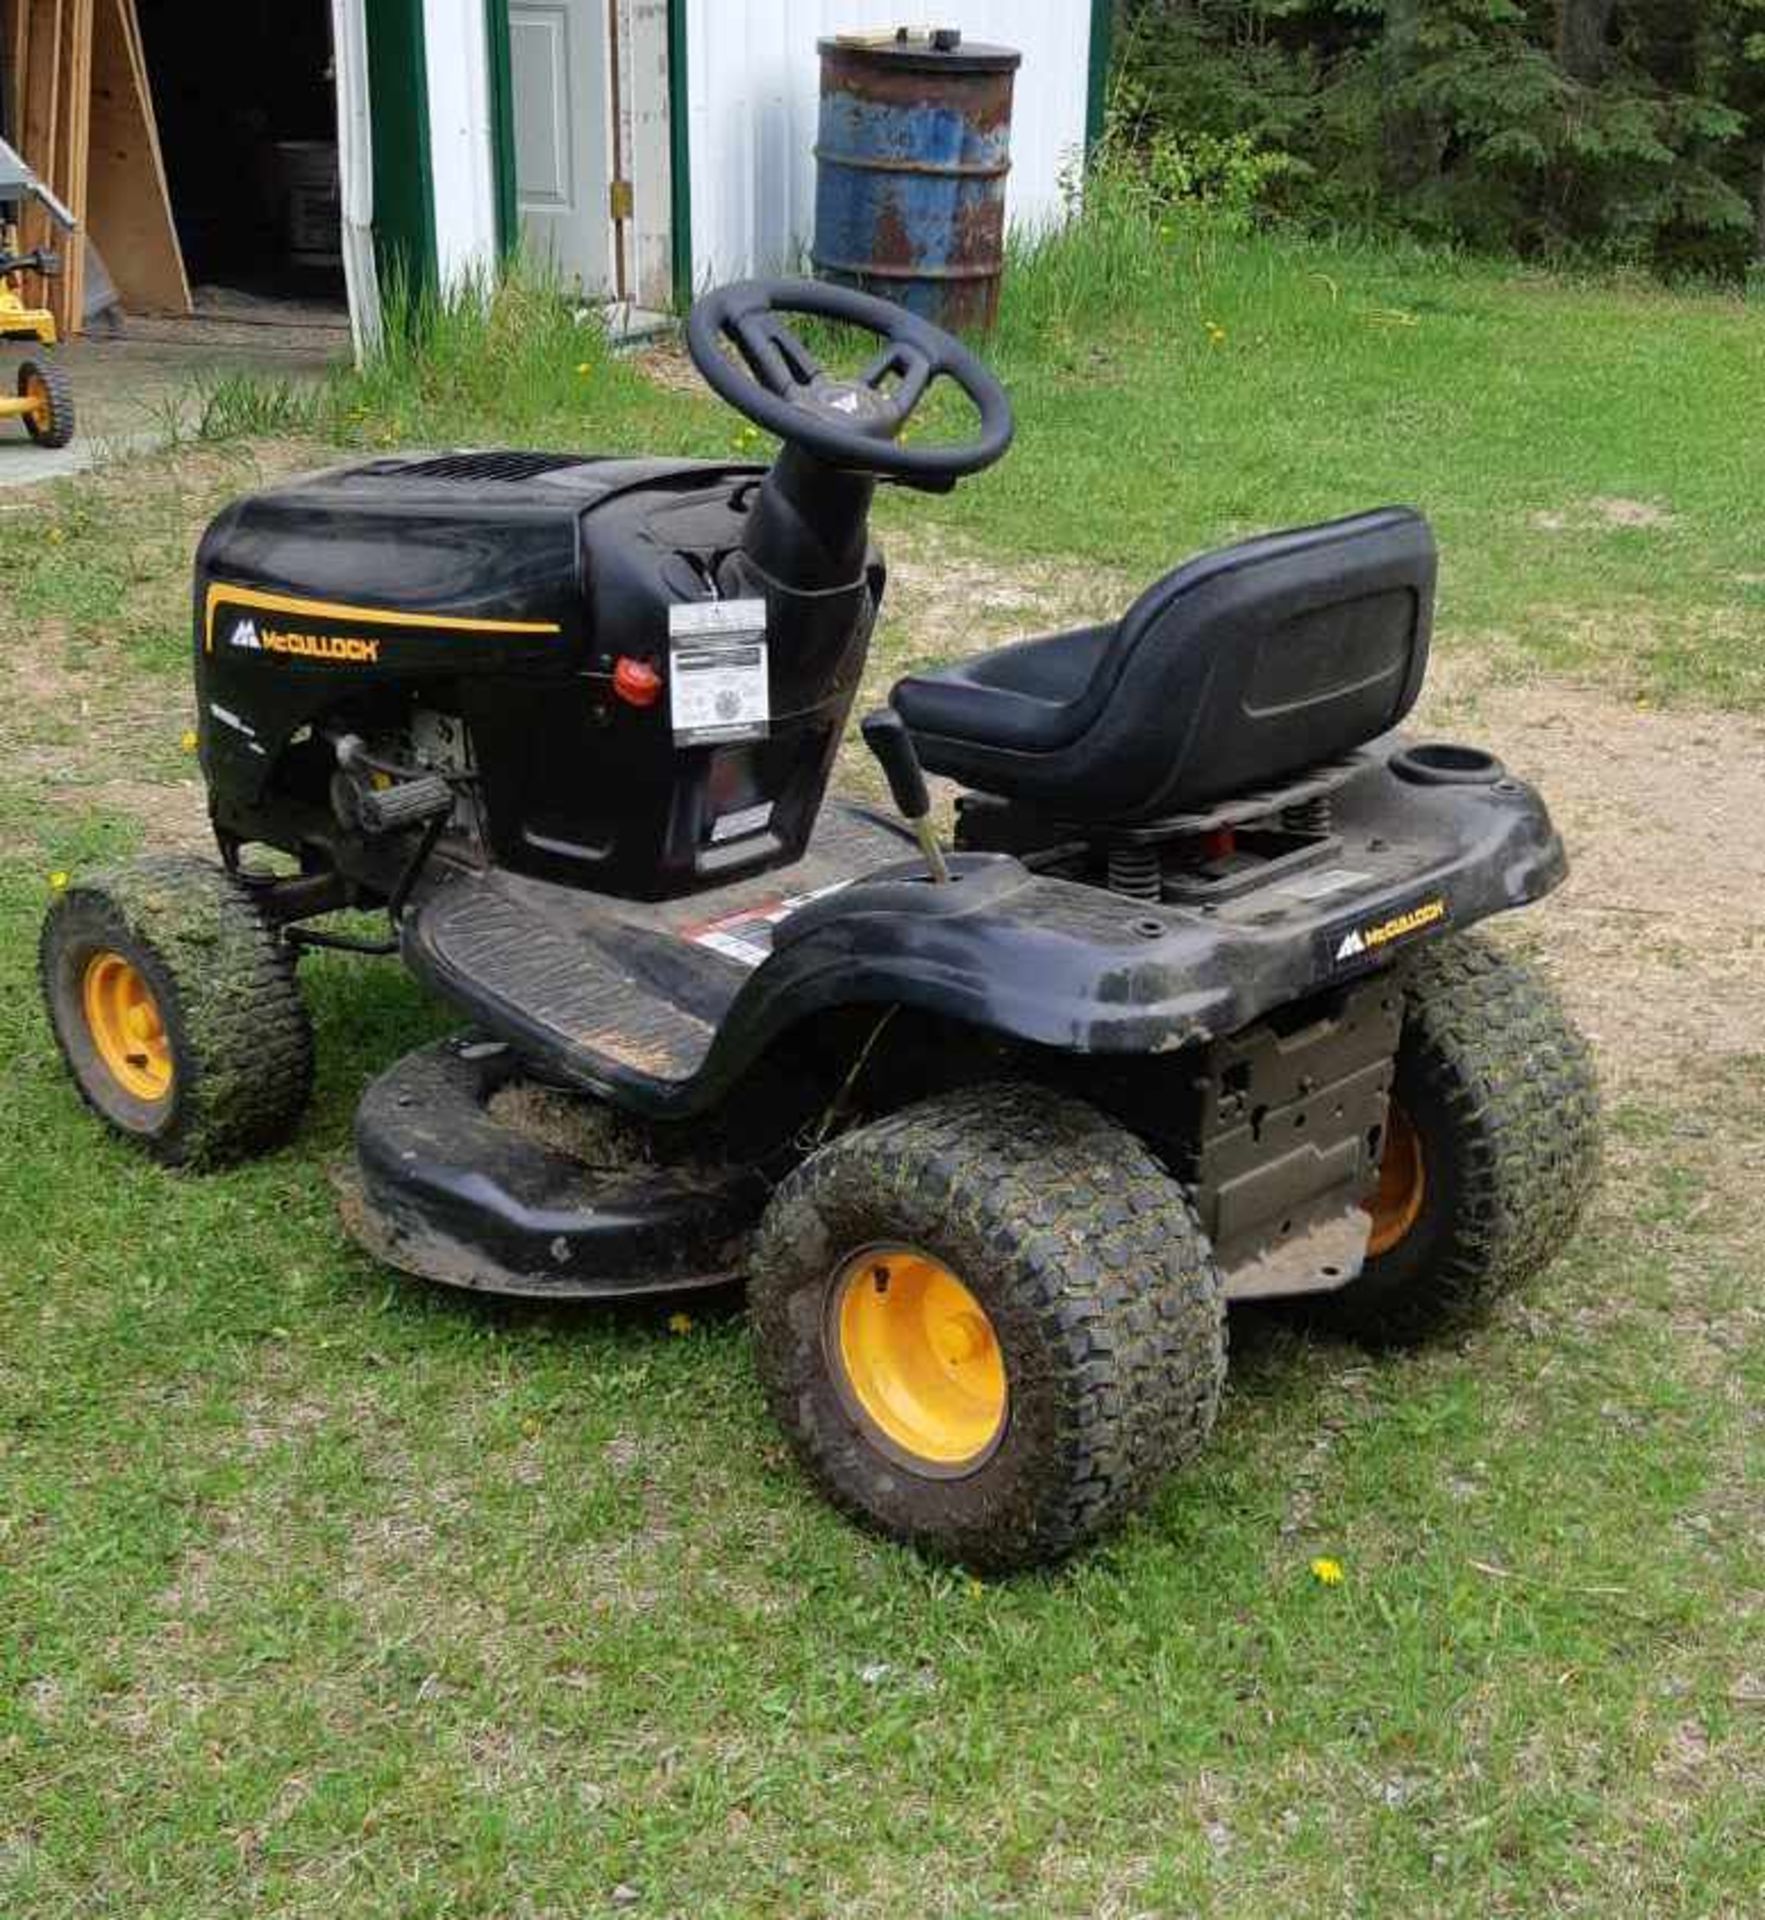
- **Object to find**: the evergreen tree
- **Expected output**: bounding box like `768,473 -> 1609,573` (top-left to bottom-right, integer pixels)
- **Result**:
1113,0 -> 1763,273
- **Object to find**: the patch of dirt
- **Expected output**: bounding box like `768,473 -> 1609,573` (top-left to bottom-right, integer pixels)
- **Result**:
633,341 -> 704,396
76,777 -> 210,851
1530,496 -> 1677,533
1419,653 -> 1765,1103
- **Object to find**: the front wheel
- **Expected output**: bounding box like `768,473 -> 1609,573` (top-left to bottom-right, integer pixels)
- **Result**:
748,1084 -> 1227,1570
1314,934 -> 1600,1345
40,855 -> 314,1168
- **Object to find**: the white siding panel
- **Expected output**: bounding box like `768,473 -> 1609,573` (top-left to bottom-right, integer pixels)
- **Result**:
424,0 -> 502,287
332,0 -> 382,358
624,0 -> 675,310
684,2 -> 1091,289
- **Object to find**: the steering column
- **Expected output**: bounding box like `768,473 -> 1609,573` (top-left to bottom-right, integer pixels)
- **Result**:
685,278 -> 1016,591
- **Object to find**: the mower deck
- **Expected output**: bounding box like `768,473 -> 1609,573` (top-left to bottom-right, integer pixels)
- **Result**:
349,1033 -> 765,1299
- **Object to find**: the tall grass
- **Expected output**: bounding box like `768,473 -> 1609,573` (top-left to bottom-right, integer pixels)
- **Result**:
321,258 -> 699,455
995,170 -> 1182,350
991,157 -> 1512,375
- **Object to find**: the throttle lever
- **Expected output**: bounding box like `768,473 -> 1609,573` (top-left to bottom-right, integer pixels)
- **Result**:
862,708 -> 950,884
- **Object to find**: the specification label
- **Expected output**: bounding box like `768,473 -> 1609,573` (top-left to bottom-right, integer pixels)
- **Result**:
668,599 -> 770,745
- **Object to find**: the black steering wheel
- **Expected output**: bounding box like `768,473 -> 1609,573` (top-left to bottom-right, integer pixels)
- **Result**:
686,277 -> 1013,488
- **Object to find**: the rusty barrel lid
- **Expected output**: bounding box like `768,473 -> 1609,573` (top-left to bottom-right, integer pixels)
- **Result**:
817,28 -> 1021,75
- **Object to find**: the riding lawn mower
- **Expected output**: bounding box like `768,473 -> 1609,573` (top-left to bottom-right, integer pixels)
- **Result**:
40,278 -> 1599,1569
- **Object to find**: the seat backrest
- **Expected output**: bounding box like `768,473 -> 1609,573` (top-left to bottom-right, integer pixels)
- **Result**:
1062,507 -> 1436,819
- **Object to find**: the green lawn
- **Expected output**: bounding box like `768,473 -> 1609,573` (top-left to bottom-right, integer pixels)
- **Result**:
2,232 -> 1761,1915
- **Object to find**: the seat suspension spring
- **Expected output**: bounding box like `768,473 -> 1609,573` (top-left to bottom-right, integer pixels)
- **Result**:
1107,844 -> 1163,900
1282,794 -> 1333,837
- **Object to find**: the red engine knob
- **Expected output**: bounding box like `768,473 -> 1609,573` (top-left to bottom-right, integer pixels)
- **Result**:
612,656 -> 662,708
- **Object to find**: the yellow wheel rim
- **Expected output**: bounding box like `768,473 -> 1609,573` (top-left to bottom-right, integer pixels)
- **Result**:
24,372 -> 51,433
1368,1102 -> 1426,1257
830,1246 -> 1007,1473
81,951 -> 174,1102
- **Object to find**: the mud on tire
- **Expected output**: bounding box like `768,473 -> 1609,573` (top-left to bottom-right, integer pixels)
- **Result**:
40,854 -> 314,1168
748,1083 -> 1227,1571
1312,933 -> 1600,1346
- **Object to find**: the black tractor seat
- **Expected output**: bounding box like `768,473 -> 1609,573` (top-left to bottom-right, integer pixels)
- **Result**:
891,508 -> 1437,823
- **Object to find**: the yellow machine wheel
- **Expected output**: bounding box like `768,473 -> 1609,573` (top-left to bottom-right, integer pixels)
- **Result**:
79,951 -> 175,1104
830,1247 -> 1008,1473
748,1084 -> 1228,1570
1310,935 -> 1600,1345
17,359 -> 74,449
1366,1102 -> 1426,1257
40,855 -> 313,1167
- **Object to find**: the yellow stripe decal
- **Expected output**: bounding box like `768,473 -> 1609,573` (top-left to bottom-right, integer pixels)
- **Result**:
204,583 -> 563,652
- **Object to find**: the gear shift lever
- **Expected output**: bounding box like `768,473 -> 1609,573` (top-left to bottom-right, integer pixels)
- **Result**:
861,708 -> 951,884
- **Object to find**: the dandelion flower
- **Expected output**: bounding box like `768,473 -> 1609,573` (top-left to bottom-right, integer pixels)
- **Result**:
576,362 -> 594,377
48,870 -> 69,891
179,728 -> 199,753
667,1311 -> 694,1335
1310,1556 -> 1345,1586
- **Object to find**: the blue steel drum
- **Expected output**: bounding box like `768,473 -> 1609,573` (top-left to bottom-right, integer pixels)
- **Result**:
812,30 -> 1021,332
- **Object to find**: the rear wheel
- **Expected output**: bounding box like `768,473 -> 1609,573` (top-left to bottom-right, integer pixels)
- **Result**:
18,360 -> 74,448
748,1083 -> 1227,1570
40,855 -> 314,1168
1315,934 -> 1599,1344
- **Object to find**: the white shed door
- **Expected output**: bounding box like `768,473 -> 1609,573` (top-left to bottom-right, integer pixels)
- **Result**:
509,0 -> 612,294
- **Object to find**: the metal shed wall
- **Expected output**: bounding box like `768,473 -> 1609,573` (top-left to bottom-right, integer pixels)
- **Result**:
680,1 -> 1093,290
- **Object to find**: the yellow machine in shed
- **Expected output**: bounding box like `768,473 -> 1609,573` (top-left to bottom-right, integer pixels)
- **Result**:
1,132 -> 75,449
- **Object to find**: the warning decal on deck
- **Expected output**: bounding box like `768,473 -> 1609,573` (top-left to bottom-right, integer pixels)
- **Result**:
668,599 -> 770,745
681,881 -> 851,970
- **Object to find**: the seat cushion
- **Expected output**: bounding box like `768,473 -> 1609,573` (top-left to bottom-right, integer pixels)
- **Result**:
891,507 -> 1436,822
884,623 -> 1115,754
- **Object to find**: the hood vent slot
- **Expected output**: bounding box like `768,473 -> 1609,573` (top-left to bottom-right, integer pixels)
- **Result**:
360,451 -> 595,484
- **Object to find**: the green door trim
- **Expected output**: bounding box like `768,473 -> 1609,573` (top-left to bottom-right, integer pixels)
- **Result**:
485,0 -> 519,257
667,0 -> 693,306
366,0 -> 438,301
1086,0 -> 1114,155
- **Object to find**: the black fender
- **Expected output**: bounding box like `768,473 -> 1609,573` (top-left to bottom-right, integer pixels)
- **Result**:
675,751 -> 1568,1115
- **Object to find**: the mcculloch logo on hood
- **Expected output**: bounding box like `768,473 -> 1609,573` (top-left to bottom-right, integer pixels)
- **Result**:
1335,896 -> 1448,964
255,626 -> 380,665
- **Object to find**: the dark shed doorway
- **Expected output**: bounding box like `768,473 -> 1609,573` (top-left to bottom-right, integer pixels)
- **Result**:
135,0 -> 345,311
